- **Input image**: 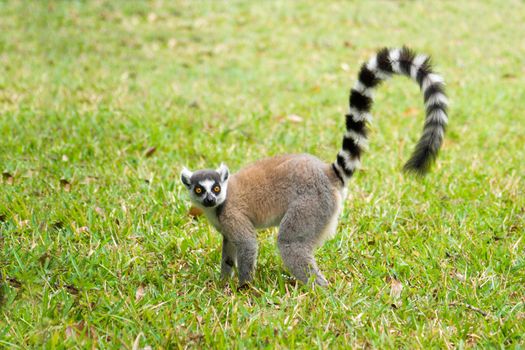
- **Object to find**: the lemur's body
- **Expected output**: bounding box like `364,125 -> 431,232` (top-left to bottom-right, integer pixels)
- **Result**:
181,47 -> 448,286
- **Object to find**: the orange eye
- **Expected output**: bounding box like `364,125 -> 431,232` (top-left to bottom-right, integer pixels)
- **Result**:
213,185 -> 221,193
194,187 -> 202,194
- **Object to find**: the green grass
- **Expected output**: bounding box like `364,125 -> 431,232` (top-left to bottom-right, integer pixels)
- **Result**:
1,0 -> 524,348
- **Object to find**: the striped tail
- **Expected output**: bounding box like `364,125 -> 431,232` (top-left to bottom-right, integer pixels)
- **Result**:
332,47 -> 448,184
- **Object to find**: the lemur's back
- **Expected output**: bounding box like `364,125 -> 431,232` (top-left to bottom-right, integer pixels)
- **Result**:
223,154 -> 341,229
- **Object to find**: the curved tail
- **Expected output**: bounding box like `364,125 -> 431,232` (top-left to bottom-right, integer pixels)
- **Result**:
333,47 -> 448,183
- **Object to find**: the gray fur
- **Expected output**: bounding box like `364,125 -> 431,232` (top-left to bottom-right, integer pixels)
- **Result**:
181,154 -> 344,287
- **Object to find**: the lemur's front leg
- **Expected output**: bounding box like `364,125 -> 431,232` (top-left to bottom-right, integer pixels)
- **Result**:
220,237 -> 236,280
234,237 -> 258,286
220,216 -> 257,286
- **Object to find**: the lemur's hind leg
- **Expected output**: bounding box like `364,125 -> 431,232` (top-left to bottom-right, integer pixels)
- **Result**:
277,194 -> 337,286
278,240 -> 327,286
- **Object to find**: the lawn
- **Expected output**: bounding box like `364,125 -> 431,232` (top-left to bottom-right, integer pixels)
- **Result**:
1,0 -> 524,348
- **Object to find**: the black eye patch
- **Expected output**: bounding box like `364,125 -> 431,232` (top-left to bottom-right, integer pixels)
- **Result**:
194,186 -> 204,195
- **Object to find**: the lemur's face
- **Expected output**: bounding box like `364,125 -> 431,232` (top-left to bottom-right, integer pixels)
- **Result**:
180,164 -> 229,208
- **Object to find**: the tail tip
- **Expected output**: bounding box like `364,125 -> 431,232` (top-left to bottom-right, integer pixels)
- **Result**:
402,150 -> 438,176
403,162 -> 431,177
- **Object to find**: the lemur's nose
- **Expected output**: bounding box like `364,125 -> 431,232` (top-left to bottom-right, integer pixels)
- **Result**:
203,195 -> 216,207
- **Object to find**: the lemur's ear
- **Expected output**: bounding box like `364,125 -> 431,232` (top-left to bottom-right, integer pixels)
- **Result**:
180,167 -> 193,189
216,163 -> 229,182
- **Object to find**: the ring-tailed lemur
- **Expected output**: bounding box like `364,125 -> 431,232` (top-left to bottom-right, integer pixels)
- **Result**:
181,47 -> 448,287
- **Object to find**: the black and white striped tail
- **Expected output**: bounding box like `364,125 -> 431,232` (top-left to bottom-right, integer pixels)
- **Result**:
333,47 -> 448,184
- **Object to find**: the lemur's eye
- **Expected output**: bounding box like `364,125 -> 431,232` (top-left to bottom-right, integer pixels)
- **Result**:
194,187 -> 203,194
213,185 -> 221,193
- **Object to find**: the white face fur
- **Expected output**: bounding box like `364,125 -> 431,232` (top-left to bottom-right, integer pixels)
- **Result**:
180,164 -> 229,209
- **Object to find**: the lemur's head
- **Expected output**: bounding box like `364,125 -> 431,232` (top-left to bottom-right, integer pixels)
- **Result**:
180,164 -> 229,208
